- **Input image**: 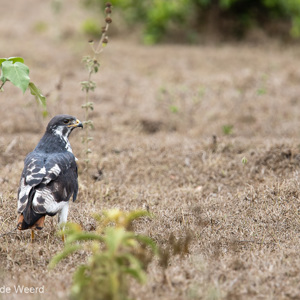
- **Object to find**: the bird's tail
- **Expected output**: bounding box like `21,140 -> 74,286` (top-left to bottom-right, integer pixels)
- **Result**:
17,189 -> 45,230
17,214 -> 45,230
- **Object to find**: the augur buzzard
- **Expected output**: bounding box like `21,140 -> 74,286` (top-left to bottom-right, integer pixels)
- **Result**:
17,114 -> 83,240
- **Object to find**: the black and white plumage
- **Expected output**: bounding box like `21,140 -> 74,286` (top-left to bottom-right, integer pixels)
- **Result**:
17,114 -> 83,233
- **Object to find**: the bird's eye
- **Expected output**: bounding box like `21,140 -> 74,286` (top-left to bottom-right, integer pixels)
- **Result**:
63,119 -> 70,124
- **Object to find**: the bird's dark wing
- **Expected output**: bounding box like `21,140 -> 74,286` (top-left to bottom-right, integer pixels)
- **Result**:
18,151 -> 47,213
17,151 -> 78,217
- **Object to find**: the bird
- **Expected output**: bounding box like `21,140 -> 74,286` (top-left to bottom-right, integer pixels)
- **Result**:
17,114 -> 83,241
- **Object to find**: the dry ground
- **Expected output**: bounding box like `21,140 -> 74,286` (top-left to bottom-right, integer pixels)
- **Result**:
0,0 -> 300,299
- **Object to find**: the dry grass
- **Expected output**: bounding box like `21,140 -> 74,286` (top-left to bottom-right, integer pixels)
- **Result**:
1,0 -> 300,299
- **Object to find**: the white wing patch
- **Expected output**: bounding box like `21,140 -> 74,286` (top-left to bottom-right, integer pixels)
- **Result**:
44,163 -> 61,183
17,178 -> 31,212
50,164 -> 60,175
26,166 -> 46,183
45,199 -> 67,215
18,178 -> 27,201
32,187 -> 67,214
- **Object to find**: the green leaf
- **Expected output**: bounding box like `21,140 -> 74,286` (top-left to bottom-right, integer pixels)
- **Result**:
170,105 -> 179,113
2,61 -> 30,93
49,244 -> 81,269
7,57 -> 25,64
0,74 -> 6,84
28,82 -> 47,115
71,265 -> 90,296
126,210 -> 151,228
257,88 -> 266,95
105,227 -> 127,254
0,58 -> 7,65
65,232 -> 104,244
125,267 -> 146,283
241,156 -> 248,165
135,234 -> 158,255
121,253 -> 147,283
222,124 -> 233,135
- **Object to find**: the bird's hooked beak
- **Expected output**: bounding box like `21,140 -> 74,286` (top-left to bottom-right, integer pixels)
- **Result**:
68,119 -> 83,129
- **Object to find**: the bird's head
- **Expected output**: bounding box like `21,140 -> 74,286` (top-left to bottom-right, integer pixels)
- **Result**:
47,114 -> 83,138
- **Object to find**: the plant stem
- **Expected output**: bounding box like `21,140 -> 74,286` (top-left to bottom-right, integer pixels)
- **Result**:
81,3 -> 112,200
0,81 -> 6,90
84,70 -> 92,190
89,16 -> 111,55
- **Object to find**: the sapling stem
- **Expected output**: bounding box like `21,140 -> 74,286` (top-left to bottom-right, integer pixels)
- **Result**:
81,2 -> 112,199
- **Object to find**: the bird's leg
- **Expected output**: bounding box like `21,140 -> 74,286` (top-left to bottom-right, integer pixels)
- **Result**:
57,221 -> 66,242
31,230 -> 34,242
58,222 -> 66,242
59,224 -> 66,243
58,202 -> 69,243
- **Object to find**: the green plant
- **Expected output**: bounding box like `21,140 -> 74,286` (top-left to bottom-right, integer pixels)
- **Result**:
81,18 -> 102,37
81,2 -> 112,186
257,88 -> 267,95
241,156 -> 247,165
83,0 -> 190,44
50,209 -> 158,300
0,57 -> 47,115
170,105 -> 179,113
222,124 -> 233,135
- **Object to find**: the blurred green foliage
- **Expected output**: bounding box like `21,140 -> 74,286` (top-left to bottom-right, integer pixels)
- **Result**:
50,210 -> 158,300
81,18 -> 102,36
82,0 -> 300,43
222,124 -> 233,135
